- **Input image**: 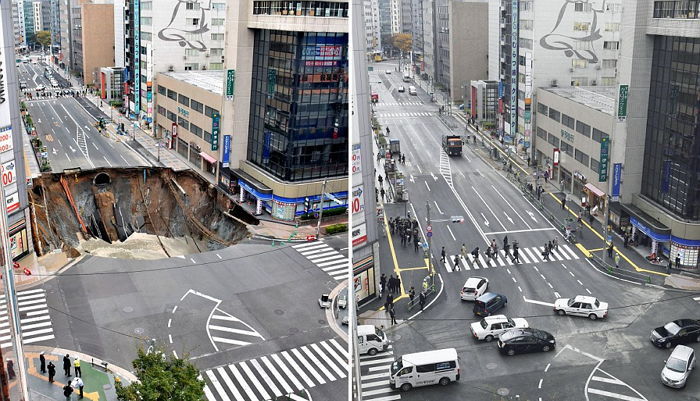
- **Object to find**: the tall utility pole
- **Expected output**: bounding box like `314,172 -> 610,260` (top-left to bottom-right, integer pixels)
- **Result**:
315,180 -> 328,238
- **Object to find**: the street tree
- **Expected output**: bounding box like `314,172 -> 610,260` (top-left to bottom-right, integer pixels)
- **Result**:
35,31 -> 51,50
391,33 -> 413,53
115,348 -> 204,401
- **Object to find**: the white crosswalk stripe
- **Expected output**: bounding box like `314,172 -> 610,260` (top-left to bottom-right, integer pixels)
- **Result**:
376,112 -> 434,118
442,245 -> 580,272
292,241 -> 348,281
378,102 -> 423,106
0,289 -> 55,348
203,339 -> 348,401
360,346 -> 401,401
586,367 -> 648,401
208,308 -> 265,350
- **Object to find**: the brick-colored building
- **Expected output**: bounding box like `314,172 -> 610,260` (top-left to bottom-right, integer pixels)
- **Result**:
80,3 -> 114,87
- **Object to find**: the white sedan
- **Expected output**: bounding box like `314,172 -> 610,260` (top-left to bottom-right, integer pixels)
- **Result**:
460,276 -> 488,301
554,295 -> 608,320
470,315 -> 529,342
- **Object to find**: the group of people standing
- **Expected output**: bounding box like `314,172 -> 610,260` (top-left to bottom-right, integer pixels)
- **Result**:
541,238 -> 559,261
38,353 -> 85,399
389,217 -> 421,251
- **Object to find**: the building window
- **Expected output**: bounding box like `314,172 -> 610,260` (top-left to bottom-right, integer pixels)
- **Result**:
571,77 -> 589,86
575,2 -> 592,11
576,121 -> 591,137
211,18 -> 224,26
157,105 -> 166,116
548,108 -> 561,122
592,128 -> 609,143
520,38 -> 533,49
212,2 -> 226,11
601,77 -> 617,86
536,126 -> 547,139
209,63 -> 224,70
141,17 -> 152,25
141,1 -> 152,10
204,130 -> 212,144
190,123 -> 202,138
184,63 -> 199,70
186,18 -> 200,26
519,1 -> 532,11
548,133 -> 560,147
210,48 -> 223,56
185,49 -> 200,56
537,102 -> 548,115
190,100 -> 204,113
562,114 -> 576,129
177,116 -> 189,131
205,106 -> 219,118
211,33 -> 224,41
575,149 -> 590,166
573,22 -> 591,31
572,59 -> 588,69
167,110 -> 177,122
653,1 -> 700,18
604,41 -> 620,50
186,1 -> 200,9
157,85 -> 166,95
561,141 -> 573,156
590,158 -> 599,172
167,89 -> 178,100
605,23 -> 620,31
178,94 -> 190,107
602,59 -> 617,69
520,20 -> 533,30
141,32 -> 152,41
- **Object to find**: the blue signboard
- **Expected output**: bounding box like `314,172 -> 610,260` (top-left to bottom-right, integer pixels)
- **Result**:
222,135 -> 231,167
611,163 -> 622,198
134,0 -> 140,114
630,217 -> 670,242
510,0 -> 518,136
498,81 -> 503,98
211,112 -> 220,151
262,131 -> 272,164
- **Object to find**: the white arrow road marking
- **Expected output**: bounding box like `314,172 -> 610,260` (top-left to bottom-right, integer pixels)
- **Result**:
481,213 -> 489,227
527,211 -> 538,222
410,174 -> 415,183
434,201 -> 444,215
431,171 -> 437,181
504,212 -> 514,224
52,149 -> 57,155
522,297 -> 555,307
425,181 -> 431,191
472,186 -> 506,228
69,146 -> 76,153
446,226 -> 456,241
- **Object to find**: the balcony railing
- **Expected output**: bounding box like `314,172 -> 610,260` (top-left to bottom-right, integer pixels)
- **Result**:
252,1 -> 348,18
653,0 -> 699,18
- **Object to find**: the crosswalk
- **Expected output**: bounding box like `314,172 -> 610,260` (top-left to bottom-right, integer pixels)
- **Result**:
292,241 -> 348,281
379,102 -> 423,106
208,307 -> 265,351
376,112 -> 434,118
202,338 -> 349,401
359,346 -> 400,401
440,151 -> 453,188
586,366 -> 647,401
443,244 -> 580,272
0,288 -> 55,348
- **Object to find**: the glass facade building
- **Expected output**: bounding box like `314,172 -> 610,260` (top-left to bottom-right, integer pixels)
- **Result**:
247,30 -> 349,182
641,36 -> 700,220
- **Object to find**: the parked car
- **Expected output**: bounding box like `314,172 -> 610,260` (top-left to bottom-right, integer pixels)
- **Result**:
497,328 -> 555,356
398,86 -> 405,92
470,315 -> 528,342
385,69 -> 392,74
460,276 -> 488,301
651,319 -> 700,349
661,345 -> 696,388
554,295 -> 608,320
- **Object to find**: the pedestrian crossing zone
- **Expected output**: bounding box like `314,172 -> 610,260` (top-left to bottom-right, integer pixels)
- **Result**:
202,338 -> 348,401
376,112 -> 434,118
444,244 -> 580,272
359,346 -> 400,401
0,288 -> 55,348
208,307 -> 265,351
292,241 -> 348,281
379,102 -> 423,106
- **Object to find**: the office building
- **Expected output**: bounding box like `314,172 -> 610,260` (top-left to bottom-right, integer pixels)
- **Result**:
363,0 -> 381,55
11,0 -> 27,51
79,3 -> 115,86
470,79 -> 499,124
447,0 -> 488,104
100,66 -> 126,103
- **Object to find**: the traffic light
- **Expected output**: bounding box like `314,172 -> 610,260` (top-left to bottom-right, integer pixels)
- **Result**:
304,197 -> 310,213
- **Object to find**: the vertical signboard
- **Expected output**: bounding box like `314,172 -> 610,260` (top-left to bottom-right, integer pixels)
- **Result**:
599,137 -> 610,182
617,84 -> 628,119
0,9 -> 19,218
134,0 -> 141,114
611,163 -> 622,200
351,143 -> 366,246
510,0 -> 518,137
226,69 -> 235,100
211,112 -> 220,151
222,135 -> 231,167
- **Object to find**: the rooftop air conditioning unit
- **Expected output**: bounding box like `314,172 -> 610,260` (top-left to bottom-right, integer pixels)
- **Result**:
167,65 -> 174,72
551,79 -> 558,87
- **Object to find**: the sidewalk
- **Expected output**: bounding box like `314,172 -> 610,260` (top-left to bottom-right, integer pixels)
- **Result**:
5,252 -> 80,292
24,346 -> 136,401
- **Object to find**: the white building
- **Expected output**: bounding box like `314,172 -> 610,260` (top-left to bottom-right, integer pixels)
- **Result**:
363,0 -> 381,54
32,2 -> 43,33
133,0 -> 227,122
113,0 -> 124,67
12,0 -> 27,51
390,0 -> 400,34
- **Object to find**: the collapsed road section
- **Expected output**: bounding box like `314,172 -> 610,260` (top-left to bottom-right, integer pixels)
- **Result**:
30,168 -> 258,259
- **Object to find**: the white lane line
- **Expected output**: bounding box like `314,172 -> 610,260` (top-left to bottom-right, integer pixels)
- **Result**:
554,291 -> 560,298
103,155 -> 113,167
483,227 -> 557,235
586,288 -> 592,294
167,318 -> 171,328
446,226 -> 456,241
472,186 -> 506,229
216,253 -> 222,259
591,376 -> 625,385
425,181 -> 431,191
434,201 -> 443,214
172,306 -> 178,313
168,334 -> 173,343
491,185 -> 532,229
518,286 -> 522,292
544,363 -> 550,373
190,258 -> 196,264
577,279 -> 583,285
587,388 -> 646,401
511,277 -> 517,283
538,378 -> 543,389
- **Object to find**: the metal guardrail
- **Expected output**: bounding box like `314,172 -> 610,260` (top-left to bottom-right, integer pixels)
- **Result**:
589,253 -> 652,284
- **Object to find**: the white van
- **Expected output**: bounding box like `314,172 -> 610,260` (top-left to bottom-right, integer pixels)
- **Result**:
389,348 -> 460,391
357,325 -> 389,356
408,86 -> 417,95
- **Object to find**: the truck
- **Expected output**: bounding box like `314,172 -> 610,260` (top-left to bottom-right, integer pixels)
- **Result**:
442,135 -> 463,156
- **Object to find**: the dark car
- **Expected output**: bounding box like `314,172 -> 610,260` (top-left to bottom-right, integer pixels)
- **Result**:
497,328 -> 555,356
650,319 -> 700,349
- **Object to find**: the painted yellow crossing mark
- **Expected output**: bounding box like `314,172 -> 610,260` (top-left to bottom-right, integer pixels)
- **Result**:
25,352 -> 100,401
44,134 -> 53,142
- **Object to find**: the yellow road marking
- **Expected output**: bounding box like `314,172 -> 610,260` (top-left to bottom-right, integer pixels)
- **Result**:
381,199 -> 407,298
400,266 -> 430,271
44,134 -> 53,142
575,243 -> 592,258
588,248 -> 605,252
25,352 -> 100,401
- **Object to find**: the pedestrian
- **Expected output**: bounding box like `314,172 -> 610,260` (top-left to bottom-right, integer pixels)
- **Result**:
675,254 -> 681,269
380,274 -> 386,295
542,243 -> 550,261
454,255 -> 460,271
419,292 -> 426,310
40,352 -> 46,374
561,196 -> 566,210
378,174 -> 383,187
6,360 -> 15,380
667,258 -> 672,274
527,156 -> 531,167
71,377 -> 84,399
471,247 -> 480,260
395,276 -> 401,293
552,238 -> 558,250
607,244 -> 614,258
414,238 -> 419,252
461,243 -> 467,260
615,252 -> 620,268
623,234 -> 629,248
440,247 -> 446,263
389,307 -> 397,325
387,275 -> 394,294
63,384 -> 73,401
544,170 -> 549,183
547,241 -> 553,253
387,293 -> 394,309
63,354 -> 71,376
503,235 -> 508,250
74,358 -> 81,377
48,362 -> 56,383
513,242 -> 520,263
409,286 -> 416,303
380,188 -> 385,201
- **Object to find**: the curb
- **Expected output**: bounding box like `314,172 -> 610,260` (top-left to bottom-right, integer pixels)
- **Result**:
24,345 -> 138,383
325,280 -> 349,342
14,255 -> 86,292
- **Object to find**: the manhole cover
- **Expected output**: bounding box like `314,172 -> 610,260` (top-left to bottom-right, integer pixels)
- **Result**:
123,306 -> 133,313
288,327 -> 299,334
486,362 -> 498,370
318,319 -> 326,325
134,327 -> 144,335
274,309 -> 285,316
497,388 -> 510,396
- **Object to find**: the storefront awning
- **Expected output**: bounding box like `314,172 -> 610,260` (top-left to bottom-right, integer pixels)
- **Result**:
199,152 -> 217,164
231,168 -> 273,196
621,203 -> 671,242
584,183 -> 605,198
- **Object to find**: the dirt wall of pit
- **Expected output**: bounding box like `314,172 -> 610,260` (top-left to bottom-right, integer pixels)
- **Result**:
30,168 -> 258,256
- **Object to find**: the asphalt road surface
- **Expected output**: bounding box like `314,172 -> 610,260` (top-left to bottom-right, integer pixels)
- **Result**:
42,239 -> 348,401
361,61 -> 700,401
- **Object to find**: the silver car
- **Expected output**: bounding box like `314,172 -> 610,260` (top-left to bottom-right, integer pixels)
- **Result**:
661,345 -> 696,388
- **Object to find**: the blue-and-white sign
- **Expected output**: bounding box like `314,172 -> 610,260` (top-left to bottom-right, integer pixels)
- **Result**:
510,0 -> 518,137
611,163 -> 622,199
222,135 -> 231,168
